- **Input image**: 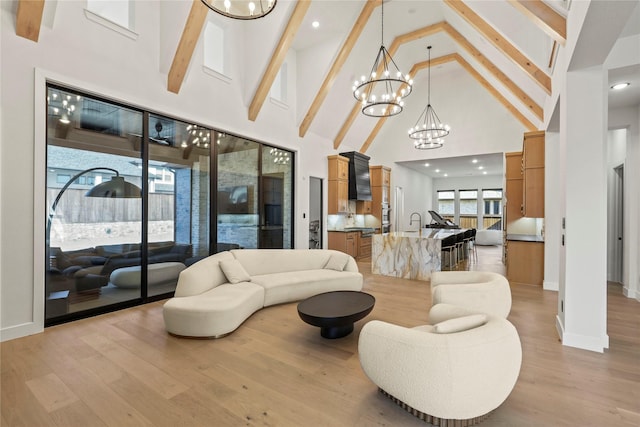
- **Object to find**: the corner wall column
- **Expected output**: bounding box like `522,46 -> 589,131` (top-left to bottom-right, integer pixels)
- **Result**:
557,65 -> 609,352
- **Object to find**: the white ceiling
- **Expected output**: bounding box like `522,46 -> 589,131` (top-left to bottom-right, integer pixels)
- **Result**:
283,0 -> 639,178
398,152 -> 504,178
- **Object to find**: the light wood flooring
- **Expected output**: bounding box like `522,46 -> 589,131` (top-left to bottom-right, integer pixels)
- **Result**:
2,246 -> 639,426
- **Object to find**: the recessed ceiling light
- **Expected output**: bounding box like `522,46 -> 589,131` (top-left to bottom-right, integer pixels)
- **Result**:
483,171 -> 487,175
611,82 -> 630,90
312,21 -> 320,29
444,173 -> 448,177
478,166 -> 484,170
472,159 -> 478,163
424,163 -> 430,167
435,169 -> 440,173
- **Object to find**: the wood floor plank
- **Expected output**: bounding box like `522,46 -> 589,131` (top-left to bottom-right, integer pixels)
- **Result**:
25,372 -> 79,412
80,332 -> 189,400
1,246 -> 638,426
40,339 -> 155,427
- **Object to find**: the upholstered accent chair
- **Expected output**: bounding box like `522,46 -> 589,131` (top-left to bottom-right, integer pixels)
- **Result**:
358,304 -> 522,425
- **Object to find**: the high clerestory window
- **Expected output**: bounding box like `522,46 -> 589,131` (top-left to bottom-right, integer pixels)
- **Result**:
204,20 -> 228,79
86,0 -> 136,37
270,63 -> 288,105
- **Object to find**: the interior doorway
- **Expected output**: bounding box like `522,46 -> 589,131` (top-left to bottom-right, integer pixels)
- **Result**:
610,165 -> 624,283
309,177 -> 322,249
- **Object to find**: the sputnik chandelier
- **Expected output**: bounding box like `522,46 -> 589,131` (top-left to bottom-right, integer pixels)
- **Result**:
352,0 -> 412,117
200,0 -> 276,20
408,46 -> 450,150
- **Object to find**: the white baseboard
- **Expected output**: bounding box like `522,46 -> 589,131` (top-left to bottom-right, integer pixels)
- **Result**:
622,285 -> 640,301
543,280 -> 559,291
0,322 -> 43,342
562,331 -> 609,353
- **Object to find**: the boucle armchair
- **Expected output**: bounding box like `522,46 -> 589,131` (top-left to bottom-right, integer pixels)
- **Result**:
430,271 -> 512,318
358,304 -> 522,425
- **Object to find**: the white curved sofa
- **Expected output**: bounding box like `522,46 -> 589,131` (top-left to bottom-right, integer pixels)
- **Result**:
359,303 -> 522,425
430,271 -> 512,318
163,249 -> 363,338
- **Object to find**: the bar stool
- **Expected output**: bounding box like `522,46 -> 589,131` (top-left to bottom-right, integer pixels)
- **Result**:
463,229 -> 474,264
441,235 -> 457,270
469,228 -> 478,263
455,232 -> 465,265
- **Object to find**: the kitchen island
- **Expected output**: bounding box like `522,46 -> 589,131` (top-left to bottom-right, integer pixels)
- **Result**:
371,229 -> 465,281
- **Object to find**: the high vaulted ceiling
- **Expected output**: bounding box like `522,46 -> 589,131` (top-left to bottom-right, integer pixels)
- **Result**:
14,0 -> 640,175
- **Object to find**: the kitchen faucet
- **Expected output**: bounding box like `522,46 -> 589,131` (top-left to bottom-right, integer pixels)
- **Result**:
409,212 -> 422,230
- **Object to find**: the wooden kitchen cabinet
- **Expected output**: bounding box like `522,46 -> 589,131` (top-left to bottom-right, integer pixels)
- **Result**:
356,200 -> 372,214
505,152 -> 523,223
328,231 -> 358,258
358,234 -> 372,260
370,166 -> 390,187
506,240 -> 544,286
522,131 -> 545,218
328,155 -> 349,214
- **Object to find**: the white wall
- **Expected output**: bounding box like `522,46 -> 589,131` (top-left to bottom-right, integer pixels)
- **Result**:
367,66 -> 526,164
544,131 -> 561,291
389,165 -> 433,232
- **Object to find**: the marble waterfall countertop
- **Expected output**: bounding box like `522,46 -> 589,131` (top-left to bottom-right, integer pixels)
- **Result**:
371,229 -> 465,281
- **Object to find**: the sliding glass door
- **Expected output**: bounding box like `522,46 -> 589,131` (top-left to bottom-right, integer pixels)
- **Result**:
45,83 -> 292,325
146,116 -> 211,297
46,86 -> 144,321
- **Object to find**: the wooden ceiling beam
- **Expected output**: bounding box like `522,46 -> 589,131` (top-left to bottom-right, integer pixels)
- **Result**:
249,1 -> 311,122
167,0 -> 209,94
442,22 -> 543,121
16,0 -> 45,42
299,0 -> 378,138
508,0 -> 566,45
443,0 -> 551,94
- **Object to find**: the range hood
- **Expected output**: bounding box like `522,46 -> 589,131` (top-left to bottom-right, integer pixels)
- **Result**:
339,151 -> 372,201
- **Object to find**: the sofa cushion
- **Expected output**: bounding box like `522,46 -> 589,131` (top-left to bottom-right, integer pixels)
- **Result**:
432,314 -> 488,334
323,252 -> 350,271
220,259 -> 251,284
250,269 -> 363,306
